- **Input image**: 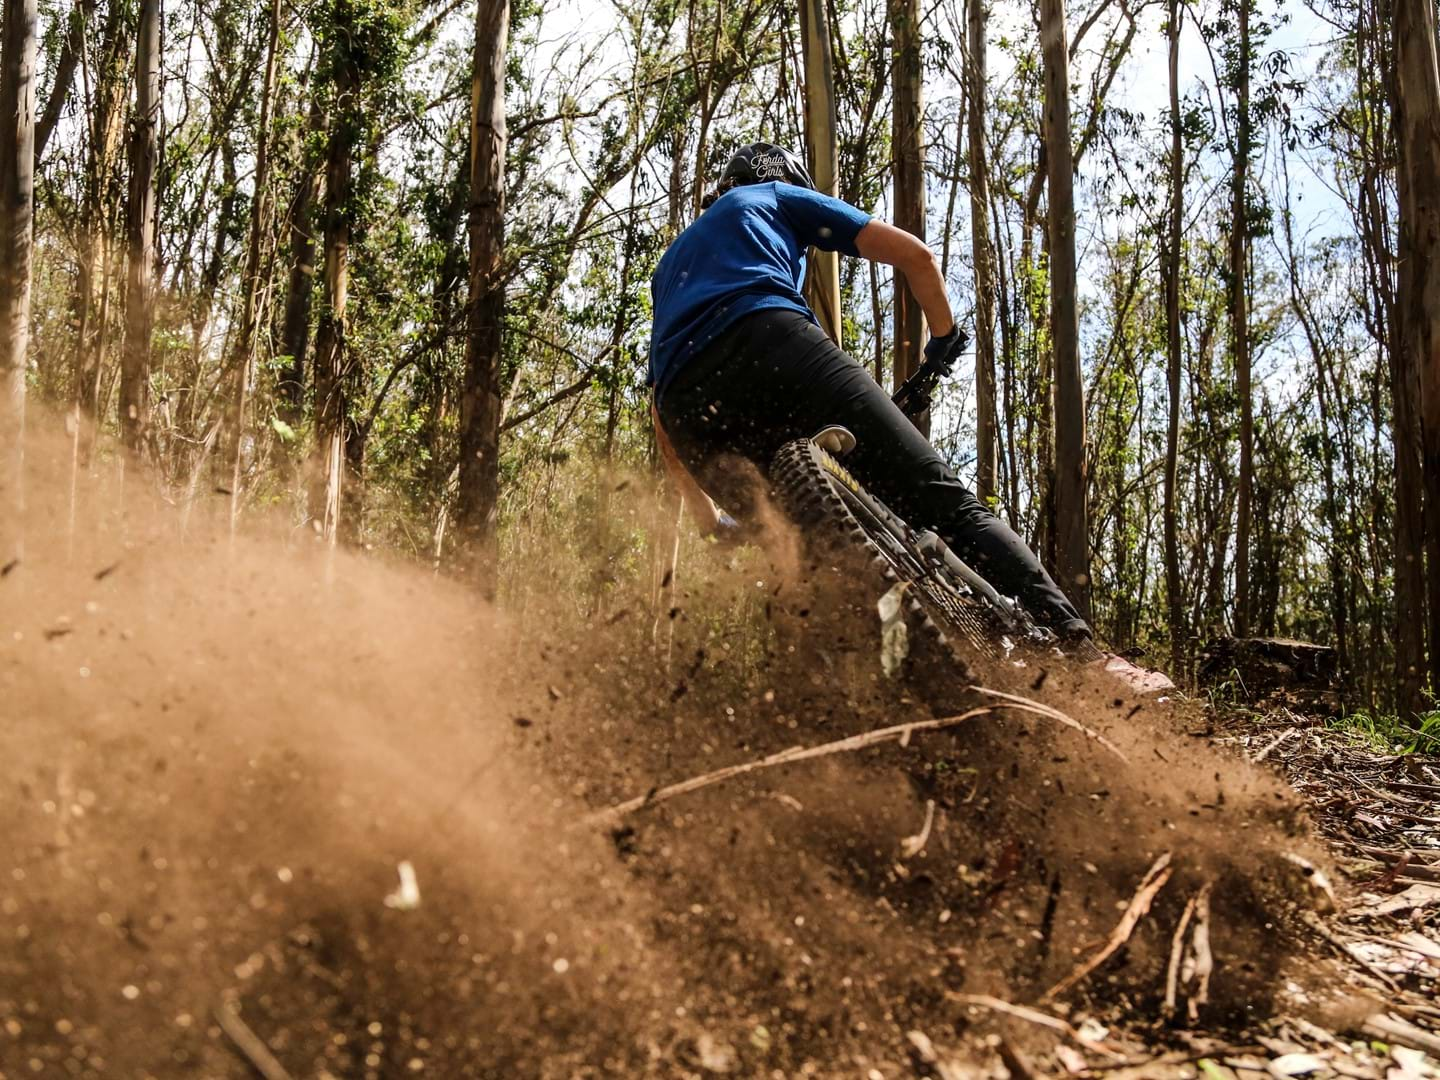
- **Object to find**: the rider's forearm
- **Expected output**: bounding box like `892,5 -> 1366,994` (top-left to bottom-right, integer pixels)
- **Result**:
854,219 -> 955,337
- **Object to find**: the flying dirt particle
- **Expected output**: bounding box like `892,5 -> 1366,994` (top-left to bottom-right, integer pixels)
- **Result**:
552,958 -> 570,974
513,716 -> 533,728
92,562 -> 118,580
547,685 -> 563,702
407,1058 -> 425,1072
276,867 -> 293,883
120,986 -> 139,1001
1,557 -> 18,577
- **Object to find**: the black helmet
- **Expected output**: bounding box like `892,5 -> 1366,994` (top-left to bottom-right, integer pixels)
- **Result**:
720,143 -> 815,190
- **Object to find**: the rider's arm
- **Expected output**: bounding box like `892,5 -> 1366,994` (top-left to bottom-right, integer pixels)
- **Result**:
652,402 -> 724,533
854,220 -> 955,337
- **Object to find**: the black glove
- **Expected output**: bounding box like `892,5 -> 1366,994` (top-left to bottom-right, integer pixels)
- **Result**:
924,325 -> 964,370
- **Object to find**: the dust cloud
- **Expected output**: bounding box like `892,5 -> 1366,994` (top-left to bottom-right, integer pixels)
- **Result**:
2,423 -> 1337,1078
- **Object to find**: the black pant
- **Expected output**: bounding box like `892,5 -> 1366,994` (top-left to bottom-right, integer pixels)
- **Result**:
655,308 -> 1090,638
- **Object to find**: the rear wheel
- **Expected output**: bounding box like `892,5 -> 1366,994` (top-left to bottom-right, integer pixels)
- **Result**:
768,438 -> 1024,675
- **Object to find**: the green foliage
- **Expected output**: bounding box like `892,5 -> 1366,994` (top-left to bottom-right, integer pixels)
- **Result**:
1328,709 -> 1440,755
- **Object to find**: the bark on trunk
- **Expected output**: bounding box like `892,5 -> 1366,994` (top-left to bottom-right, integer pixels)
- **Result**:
0,0 -> 37,550
34,0 -> 92,165
119,0 -> 160,454
800,0 -> 840,347
311,0 -> 358,543
278,89 -> 326,422
1039,0 -> 1090,620
1231,0 -> 1253,636
800,0 -> 842,346
966,0 -> 997,502
1393,0 -> 1440,710
889,0 -> 925,407
1163,0 -> 1185,671
226,0 -> 282,527
453,0 -> 509,590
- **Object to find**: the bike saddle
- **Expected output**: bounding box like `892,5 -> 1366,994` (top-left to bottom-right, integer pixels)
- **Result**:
812,425 -> 856,456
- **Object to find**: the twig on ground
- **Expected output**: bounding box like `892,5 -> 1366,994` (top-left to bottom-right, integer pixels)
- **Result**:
1044,852 -> 1174,1002
1301,911 -> 1402,993
973,685 -> 1130,763
1252,729 -> 1295,763
947,993 -> 1123,1059
1164,893 -> 1199,1017
214,1003 -> 294,1080
1187,883 -> 1214,1023
586,693 -> 1126,827
1363,1013 -> 1440,1058
900,799 -> 936,859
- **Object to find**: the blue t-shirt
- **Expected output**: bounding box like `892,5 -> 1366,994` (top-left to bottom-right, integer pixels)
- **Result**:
648,183 -> 872,395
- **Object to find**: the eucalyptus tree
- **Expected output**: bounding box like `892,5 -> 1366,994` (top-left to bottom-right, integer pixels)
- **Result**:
0,0 -> 37,547
119,0 -> 160,454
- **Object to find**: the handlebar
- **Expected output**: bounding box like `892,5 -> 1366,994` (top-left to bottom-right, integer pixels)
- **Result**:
890,327 -> 970,423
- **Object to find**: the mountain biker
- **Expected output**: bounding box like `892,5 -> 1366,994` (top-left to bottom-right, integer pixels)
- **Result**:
648,142 -> 1172,695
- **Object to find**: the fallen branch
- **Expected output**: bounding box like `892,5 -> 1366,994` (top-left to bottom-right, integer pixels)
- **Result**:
585,695 -> 1128,828
1163,892 -> 1199,1017
584,708 -> 991,827
1187,883 -> 1214,1023
947,993 -> 1123,1059
214,1003 -> 294,1080
1363,1013 -> 1440,1058
1044,851 -> 1174,1002
973,685 -> 1130,763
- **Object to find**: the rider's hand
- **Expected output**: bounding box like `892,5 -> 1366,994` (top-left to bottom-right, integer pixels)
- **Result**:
924,325 -> 964,370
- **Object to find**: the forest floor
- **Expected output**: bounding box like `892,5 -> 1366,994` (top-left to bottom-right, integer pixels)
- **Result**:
1,430 -> 1437,1079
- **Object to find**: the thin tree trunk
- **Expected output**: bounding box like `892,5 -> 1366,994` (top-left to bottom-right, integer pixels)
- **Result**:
800,0 -> 842,346
967,0 -> 997,502
1039,0 -> 1090,619
453,0 -> 509,589
311,0 -> 358,543
278,86 -> 325,422
34,0 -> 92,165
73,3 -> 127,451
0,0 -> 37,554
119,0 -> 160,454
1393,0 -> 1440,710
1163,0 -> 1185,672
1231,0 -> 1253,635
226,0 -> 282,529
889,0 -> 925,406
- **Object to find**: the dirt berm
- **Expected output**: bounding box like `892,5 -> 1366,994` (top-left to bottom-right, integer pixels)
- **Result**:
1,431 -> 1336,1078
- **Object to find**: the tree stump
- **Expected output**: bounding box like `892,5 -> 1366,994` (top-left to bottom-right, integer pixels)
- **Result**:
1198,637 -> 1341,714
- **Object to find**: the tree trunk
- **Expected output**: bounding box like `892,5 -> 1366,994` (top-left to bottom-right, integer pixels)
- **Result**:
278,88 -> 326,422
1039,0 -> 1090,619
0,0 -> 37,553
1163,0 -> 1185,671
966,0 -> 997,502
889,0 -> 925,406
34,0 -> 92,166
226,0 -> 282,528
119,0 -> 160,454
799,0 -> 841,346
1231,0 -> 1253,636
73,3 -> 127,448
453,0 -> 509,590
311,0 -> 359,543
1393,0 -> 1440,710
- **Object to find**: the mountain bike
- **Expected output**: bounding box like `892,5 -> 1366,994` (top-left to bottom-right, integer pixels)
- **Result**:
766,332 -> 1078,675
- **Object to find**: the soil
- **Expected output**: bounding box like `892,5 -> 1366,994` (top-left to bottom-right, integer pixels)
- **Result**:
0,429 -> 1379,1078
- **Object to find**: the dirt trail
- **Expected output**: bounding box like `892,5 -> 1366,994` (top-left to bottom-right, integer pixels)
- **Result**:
1,428 -> 1342,1078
